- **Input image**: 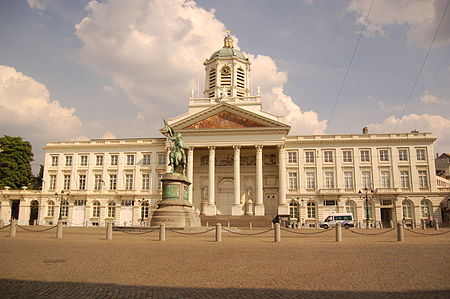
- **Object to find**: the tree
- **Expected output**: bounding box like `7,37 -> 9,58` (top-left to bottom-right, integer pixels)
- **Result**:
0,136 -> 34,190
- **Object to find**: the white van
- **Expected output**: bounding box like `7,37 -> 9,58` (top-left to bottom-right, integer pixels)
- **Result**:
320,213 -> 354,229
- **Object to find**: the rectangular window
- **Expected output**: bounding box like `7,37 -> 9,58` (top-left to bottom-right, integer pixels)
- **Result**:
80,155 -> 88,166
344,172 -> 353,189
416,149 -> 426,161
158,173 -> 163,190
51,156 -> 59,166
127,154 -> 135,166
158,154 -> 166,166
65,156 -> 72,166
288,172 -> 298,190
400,171 -> 410,188
306,172 -> 315,189
305,151 -> 315,163
110,155 -> 118,166
379,149 -> 389,162
49,175 -> 56,190
360,150 -> 370,162
79,174 -> 86,190
324,151 -> 333,163
63,174 -> 71,190
92,203 -> 100,218
94,175 -> 102,190
109,174 -> 117,190
324,200 -> 336,206
324,171 -> 334,189
47,202 -> 54,217
142,174 -> 150,190
143,154 -> 151,166
96,155 -> 103,166
418,170 -> 428,188
288,152 -> 298,164
343,150 -> 352,163
398,149 -> 408,161
125,174 -> 134,190
380,171 -> 391,188
361,171 -> 372,189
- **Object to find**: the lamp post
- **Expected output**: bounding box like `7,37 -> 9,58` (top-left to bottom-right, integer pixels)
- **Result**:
358,187 -> 373,229
55,191 -> 67,221
138,198 -> 148,226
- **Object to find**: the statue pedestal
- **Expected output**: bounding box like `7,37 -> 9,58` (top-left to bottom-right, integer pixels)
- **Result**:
150,173 -> 201,228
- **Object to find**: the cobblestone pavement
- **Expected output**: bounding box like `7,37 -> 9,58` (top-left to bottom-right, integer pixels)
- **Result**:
0,227 -> 449,298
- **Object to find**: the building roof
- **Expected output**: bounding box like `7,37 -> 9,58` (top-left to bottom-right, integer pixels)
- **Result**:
208,32 -> 247,60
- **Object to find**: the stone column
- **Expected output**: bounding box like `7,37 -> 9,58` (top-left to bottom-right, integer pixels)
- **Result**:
232,145 -> 243,215
165,146 -> 171,173
187,147 -> 194,205
255,145 -> 265,215
206,146 -> 216,215
278,145 -> 289,215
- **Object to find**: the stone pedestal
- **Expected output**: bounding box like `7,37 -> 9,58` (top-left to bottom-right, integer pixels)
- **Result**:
254,204 -> 265,216
150,173 -> 201,228
231,204 -> 243,216
246,200 -> 254,215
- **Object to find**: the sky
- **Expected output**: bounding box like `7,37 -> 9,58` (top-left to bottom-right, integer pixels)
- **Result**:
0,0 -> 449,170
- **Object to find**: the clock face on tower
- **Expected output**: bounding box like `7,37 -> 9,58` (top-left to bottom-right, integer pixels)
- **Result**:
221,65 -> 231,75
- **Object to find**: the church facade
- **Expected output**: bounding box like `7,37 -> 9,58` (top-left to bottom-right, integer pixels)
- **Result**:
1,34 -> 448,228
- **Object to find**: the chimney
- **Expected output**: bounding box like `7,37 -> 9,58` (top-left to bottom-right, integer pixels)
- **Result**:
362,127 -> 368,134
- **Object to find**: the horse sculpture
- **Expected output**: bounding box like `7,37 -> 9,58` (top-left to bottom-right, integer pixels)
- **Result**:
163,119 -> 188,174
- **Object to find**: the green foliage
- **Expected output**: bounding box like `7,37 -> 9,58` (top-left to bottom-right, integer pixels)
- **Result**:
0,136 -> 34,189
30,165 -> 44,190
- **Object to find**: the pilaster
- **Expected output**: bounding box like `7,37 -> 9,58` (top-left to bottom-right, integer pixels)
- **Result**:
255,145 -> 265,215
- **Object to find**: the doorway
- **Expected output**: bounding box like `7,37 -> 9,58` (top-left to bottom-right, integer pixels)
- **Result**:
11,200 -> 20,220
29,200 -> 39,225
380,208 -> 393,228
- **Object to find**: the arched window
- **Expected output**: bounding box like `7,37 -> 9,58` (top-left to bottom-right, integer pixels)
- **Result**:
420,199 -> 432,218
141,201 -> 149,219
108,201 -> 116,218
363,200 -> 374,219
345,200 -> 356,218
289,201 -> 299,220
402,200 -> 414,219
92,201 -> 100,218
60,200 -> 69,217
47,200 -> 55,217
307,201 -> 316,219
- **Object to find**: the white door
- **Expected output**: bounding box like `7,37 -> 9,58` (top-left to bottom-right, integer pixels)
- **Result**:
72,206 -> 86,226
120,206 -> 133,226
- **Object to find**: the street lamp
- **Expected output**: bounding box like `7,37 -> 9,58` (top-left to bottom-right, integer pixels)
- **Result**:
138,198 -> 148,226
55,191 -> 67,221
358,187 -> 373,229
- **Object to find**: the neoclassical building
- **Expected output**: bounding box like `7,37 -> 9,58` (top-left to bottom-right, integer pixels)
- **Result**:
1,34 -> 448,227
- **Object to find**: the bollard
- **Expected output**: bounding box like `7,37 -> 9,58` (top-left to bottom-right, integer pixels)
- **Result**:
274,223 -> 281,242
397,221 -> 404,242
56,220 -> 63,239
335,223 -> 342,242
421,219 -> 426,230
390,220 -> 394,229
9,219 -> 17,237
215,223 -> 222,242
159,224 -> 166,241
357,221 -> 361,229
249,222 -> 252,230
106,222 -> 113,240
379,221 -> 383,229
271,222 -> 274,229
227,221 -> 230,228
206,222 -> 209,228
434,220 -> 439,231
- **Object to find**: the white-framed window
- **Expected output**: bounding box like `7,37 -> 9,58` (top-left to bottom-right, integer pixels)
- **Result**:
307,201 -> 316,219
288,152 -> 298,164
344,171 -> 353,189
60,201 -> 69,217
126,154 -> 135,166
305,151 -> 315,163
364,201 -> 374,219
402,200 -> 413,218
157,153 -> 166,166
125,174 -> 133,190
416,148 -> 426,161
288,172 -> 298,190
324,151 -> 333,163
398,149 -> 408,161
380,171 -> 391,188
96,155 -> 103,166
360,150 -> 370,162
92,201 -> 100,218
63,174 -> 71,190
94,174 -> 102,190
306,172 -> 315,189
289,201 -> 299,219
345,200 -> 356,217
418,170 -> 428,188
108,201 -> 116,218
379,149 -> 389,162
324,171 -> 334,189
49,175 -> 56,190
343,150 -> 352,163
47,200 -> 55,217
110,155 -> 118,166
142,174 -> 150,190
361,171 -> 372,189
109,174 -> 117,190
141,201 -> 149,219
420,199 -> 432,218
143,154 -> 151,166
65,156 -> 72,166
80,155 -> 88,166
400,171 -> 410,188
79,174 -> 86,190
51,156 -> 59,166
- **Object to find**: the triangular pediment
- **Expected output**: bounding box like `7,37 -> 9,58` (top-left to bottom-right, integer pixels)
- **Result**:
185,110 -> 267,129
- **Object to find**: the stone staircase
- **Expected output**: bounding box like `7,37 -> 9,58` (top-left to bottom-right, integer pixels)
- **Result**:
200,215 -> 274,228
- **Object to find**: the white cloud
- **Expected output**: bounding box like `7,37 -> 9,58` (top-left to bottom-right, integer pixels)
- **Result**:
101,131 -> 116,139
368,113 -> 450,152
75,0 -> 326,135
347,0 -> 450,48
0,65 -> 82,142
420,90 -> 449,104
368,96 -> 403,112
27,0 -> 46,11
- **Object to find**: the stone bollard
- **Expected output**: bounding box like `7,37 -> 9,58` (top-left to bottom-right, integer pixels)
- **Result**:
271,222 -> 274,229
379,221 -> 383,229
434,220 -> 439,231
215,223 -> 222,242
159,224 -> 166,241
335,223 -> 342,242
206,222 -> 209,228
9,219 -> 17,237
227,221 -> 230,229
390,220 -> 394,229
249,222 -> 252,230
397,221 -> 404,242
106,222 -> 113,240
56,220 -> 63,239
274,223 -> 281,242
421,219 -> 426,230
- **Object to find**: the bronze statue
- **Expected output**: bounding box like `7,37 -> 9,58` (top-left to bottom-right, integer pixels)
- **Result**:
163,118 -> 188,174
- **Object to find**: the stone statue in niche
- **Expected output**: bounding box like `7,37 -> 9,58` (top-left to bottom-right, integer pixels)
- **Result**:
201,185 -> 208,201
264,154 -> 277,165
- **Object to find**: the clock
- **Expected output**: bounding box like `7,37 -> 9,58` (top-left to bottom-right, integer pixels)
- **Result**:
221,65 -> 231,75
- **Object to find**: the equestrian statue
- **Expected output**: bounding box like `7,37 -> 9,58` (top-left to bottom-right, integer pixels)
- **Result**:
163,118 -> 188,174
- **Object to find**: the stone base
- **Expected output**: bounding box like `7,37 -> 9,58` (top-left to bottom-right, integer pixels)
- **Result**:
204,204 -> 216,216
231,204 -> 244,216
254,204 -> 265,216
277,204 -> 289,215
